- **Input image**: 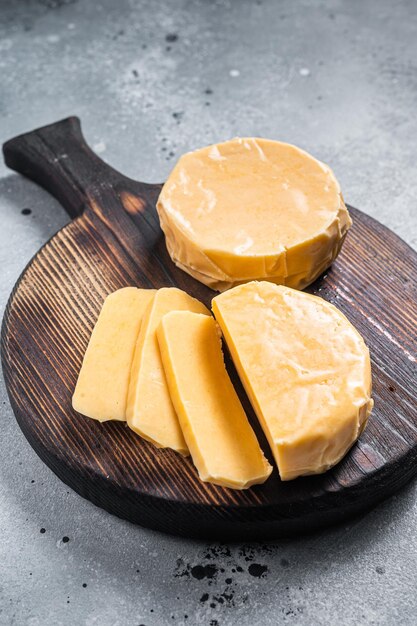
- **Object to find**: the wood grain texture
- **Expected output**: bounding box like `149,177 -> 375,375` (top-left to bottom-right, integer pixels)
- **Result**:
2,117 -> 417,540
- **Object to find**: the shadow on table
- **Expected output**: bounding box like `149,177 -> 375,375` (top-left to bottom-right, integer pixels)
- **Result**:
0,173 -> 70,246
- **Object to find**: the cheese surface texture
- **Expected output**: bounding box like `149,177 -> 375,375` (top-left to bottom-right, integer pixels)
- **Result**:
212,282 -> 373,480
72,287 -> 156,422
157,311 -> 273,489
126,288 -> 210,456
157,138 -> 351,291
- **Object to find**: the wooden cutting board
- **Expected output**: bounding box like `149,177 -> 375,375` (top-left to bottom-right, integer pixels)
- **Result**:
2,117 -> 416,540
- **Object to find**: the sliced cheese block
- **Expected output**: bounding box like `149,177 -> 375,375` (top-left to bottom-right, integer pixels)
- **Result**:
126,288 -> 210,455
157,311 -> 273,489
157,138 -> 351,291
72,287 -> 156,422
212,282 -> 373,481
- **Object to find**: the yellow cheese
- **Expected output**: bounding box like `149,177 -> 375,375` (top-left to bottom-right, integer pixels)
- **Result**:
126,288 -> 210,455
212,282 -> 373,481
72,287 -> 156,422
157,311 -> 273,489
157,138 -> 351,291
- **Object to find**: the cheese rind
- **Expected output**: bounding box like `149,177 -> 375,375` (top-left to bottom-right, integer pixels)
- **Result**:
157,138 -> 351,291
72,287 -> 156,422
126,288 -> 210,455
157,311 -> 272,489
212,282 -> 373,480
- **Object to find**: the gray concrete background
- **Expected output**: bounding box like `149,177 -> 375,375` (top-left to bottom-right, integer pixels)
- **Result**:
0,1 -> 416,624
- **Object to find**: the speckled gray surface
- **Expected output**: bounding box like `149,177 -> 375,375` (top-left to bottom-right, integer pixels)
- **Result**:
0,1 -> 416,624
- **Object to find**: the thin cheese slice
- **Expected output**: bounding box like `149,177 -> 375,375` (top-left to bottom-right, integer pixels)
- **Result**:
157,311 -> 273,489
157,138 -> 351,291
212,282 -> 373,481
72,287 -> 156,422
126,288 -> 210,455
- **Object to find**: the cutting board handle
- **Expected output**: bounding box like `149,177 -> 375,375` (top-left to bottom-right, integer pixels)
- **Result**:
2,116 -> 159,220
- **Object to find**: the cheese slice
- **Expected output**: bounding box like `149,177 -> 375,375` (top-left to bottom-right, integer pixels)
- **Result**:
212,282 -> 373,481
157,311 -> 273,489
72,287 -> 156,422
157,138 -> 351,291
126,288 -> 210,455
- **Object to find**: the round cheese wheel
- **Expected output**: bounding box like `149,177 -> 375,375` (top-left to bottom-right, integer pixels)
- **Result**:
157,138 -> 351,291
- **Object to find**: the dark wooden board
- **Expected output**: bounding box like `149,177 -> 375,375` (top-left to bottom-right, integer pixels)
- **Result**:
2,117 -> 416,540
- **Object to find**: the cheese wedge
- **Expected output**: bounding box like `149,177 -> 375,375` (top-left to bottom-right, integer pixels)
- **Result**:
126,288 -> 210,455
72,287 -> 156,422
212,282 -> 373,481
157,311 -> 273,489
157,138 -> 351,291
